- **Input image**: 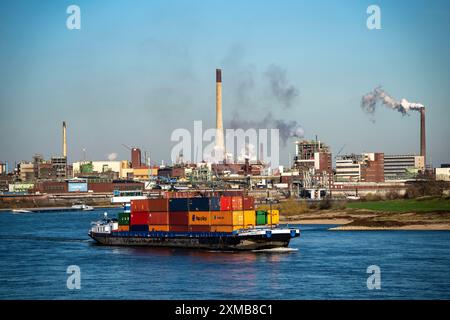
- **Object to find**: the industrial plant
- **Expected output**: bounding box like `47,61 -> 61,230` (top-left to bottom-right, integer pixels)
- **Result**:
0,70 -> 448,208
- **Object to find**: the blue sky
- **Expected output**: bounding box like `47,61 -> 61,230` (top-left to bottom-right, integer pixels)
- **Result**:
1,0 -> 449,167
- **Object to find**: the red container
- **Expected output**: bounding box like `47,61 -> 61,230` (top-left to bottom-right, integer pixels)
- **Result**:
231,196 -> 243,210
147,211 -> 169,225
131,199 -> 169,212
243,196 -> 255,210
189,225 -> 211,232
130,212 -> 149,225
220,196 -> 232,211
131,199 -> 150,212
148,199 -> 169,212
169,211 -> 189,225
169,225 -> 189,232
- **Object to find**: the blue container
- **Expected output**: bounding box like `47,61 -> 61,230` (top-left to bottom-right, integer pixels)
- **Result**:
169,198 -> 189,211
130,224 -> 149,232
210,197 -> 221,211
189,198 -> 210,211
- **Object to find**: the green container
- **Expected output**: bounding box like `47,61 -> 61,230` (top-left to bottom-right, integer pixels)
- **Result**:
118,212 -> 130,226
256,210 -> 267,225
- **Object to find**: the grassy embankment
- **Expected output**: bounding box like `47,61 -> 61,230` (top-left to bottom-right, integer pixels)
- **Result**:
257,197 -> 450,230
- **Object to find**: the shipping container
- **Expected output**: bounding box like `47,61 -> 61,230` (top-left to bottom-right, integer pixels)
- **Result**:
231,211 -> 244,226
131,199 -> 169,212
169,225 -> 189,232
148,198 -> 169,212
210,197 -> 221,211
211,211 -> 233,225
168,198 -> 189,211
131,199 -> 148,212
243,196 -> 255,210
189,225 -> 211,232
130,212 -> 149,225
231,196 -> 243,210
130,224 -> 149,232
243,210 -> 256,227
189,197 -> 210,211
210,225 -> 243,233
148,225 -> 170,232
168,211 -> 189,225
118,212 -> 130,225
256,210 -> 267,225
267,209 -> 280,225
118,225 -> 129,232
188,211 -> 211,225
220,196 -> 232,210
147,211 -> 169,225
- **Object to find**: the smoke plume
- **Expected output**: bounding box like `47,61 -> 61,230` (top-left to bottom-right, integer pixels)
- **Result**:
361,87 -> 424,115
107,153 -> 118,161
229,113 -> 304,146
265,64 -> 299,109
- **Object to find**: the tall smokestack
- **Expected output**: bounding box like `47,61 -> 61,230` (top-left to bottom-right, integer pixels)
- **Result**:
215,69 -> 225,158
63,121 -> 67,158
420,108 -> 426,166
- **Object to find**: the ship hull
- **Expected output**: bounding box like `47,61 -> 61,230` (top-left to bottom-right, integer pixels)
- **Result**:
89,230 -> 297,251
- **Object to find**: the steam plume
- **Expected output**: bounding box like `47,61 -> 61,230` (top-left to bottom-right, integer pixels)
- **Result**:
107,153 -> 118,161
361,87 -> 424,115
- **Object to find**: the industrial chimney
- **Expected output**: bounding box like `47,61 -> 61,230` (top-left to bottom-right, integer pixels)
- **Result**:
420,108 -> 426,166
63,121 -> 67,158
215,69 -> 225,158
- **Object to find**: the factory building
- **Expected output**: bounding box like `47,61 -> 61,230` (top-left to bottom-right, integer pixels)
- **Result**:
18,162 -> 35,182
293,139 -> 332,173
335,154 -> 362,181
51,157 -> 68,178
0,162 -> 7,175
132,167 -> 159,181
336,153 -> 384,182
34,179 -> 144,194
384,154 -> 425,181
435,166 -> 450,181
72,161 -> 128,178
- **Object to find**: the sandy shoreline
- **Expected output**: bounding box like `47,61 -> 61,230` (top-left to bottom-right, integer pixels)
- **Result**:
329,224 -> 450,231
280,209 -> 450,231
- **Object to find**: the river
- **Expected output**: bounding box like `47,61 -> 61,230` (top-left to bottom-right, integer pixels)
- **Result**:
0,208 -> 449,299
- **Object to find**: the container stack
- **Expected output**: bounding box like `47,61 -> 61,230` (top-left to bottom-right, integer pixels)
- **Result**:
125,195 -> 278,234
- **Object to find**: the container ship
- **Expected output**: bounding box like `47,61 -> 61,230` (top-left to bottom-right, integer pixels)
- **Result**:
89,195 -> 300,251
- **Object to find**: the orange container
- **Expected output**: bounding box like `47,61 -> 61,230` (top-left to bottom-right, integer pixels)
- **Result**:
148,225 -> 169,232
211,211 -> 233,225
188,211 -> 211,225
211,225 -> 243,233
118,225 -> 129,232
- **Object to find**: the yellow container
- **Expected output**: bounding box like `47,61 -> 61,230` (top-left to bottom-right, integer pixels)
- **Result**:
267,209 -> 280,225
231,211 -> 244,226
188,211 -> 211,225
231,211 -> 255,227
243,210 -> 256,227
148,225 -> 169,232
211,225 -> 243,233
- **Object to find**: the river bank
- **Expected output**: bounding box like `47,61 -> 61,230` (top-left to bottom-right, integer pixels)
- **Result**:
280,208 -> 450,230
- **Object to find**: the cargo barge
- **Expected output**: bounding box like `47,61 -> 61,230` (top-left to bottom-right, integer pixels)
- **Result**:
88,195 -> 300,251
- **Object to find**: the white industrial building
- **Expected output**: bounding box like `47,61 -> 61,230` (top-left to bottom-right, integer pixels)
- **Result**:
436,168 -> 450,181
384,155 -> 424,180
